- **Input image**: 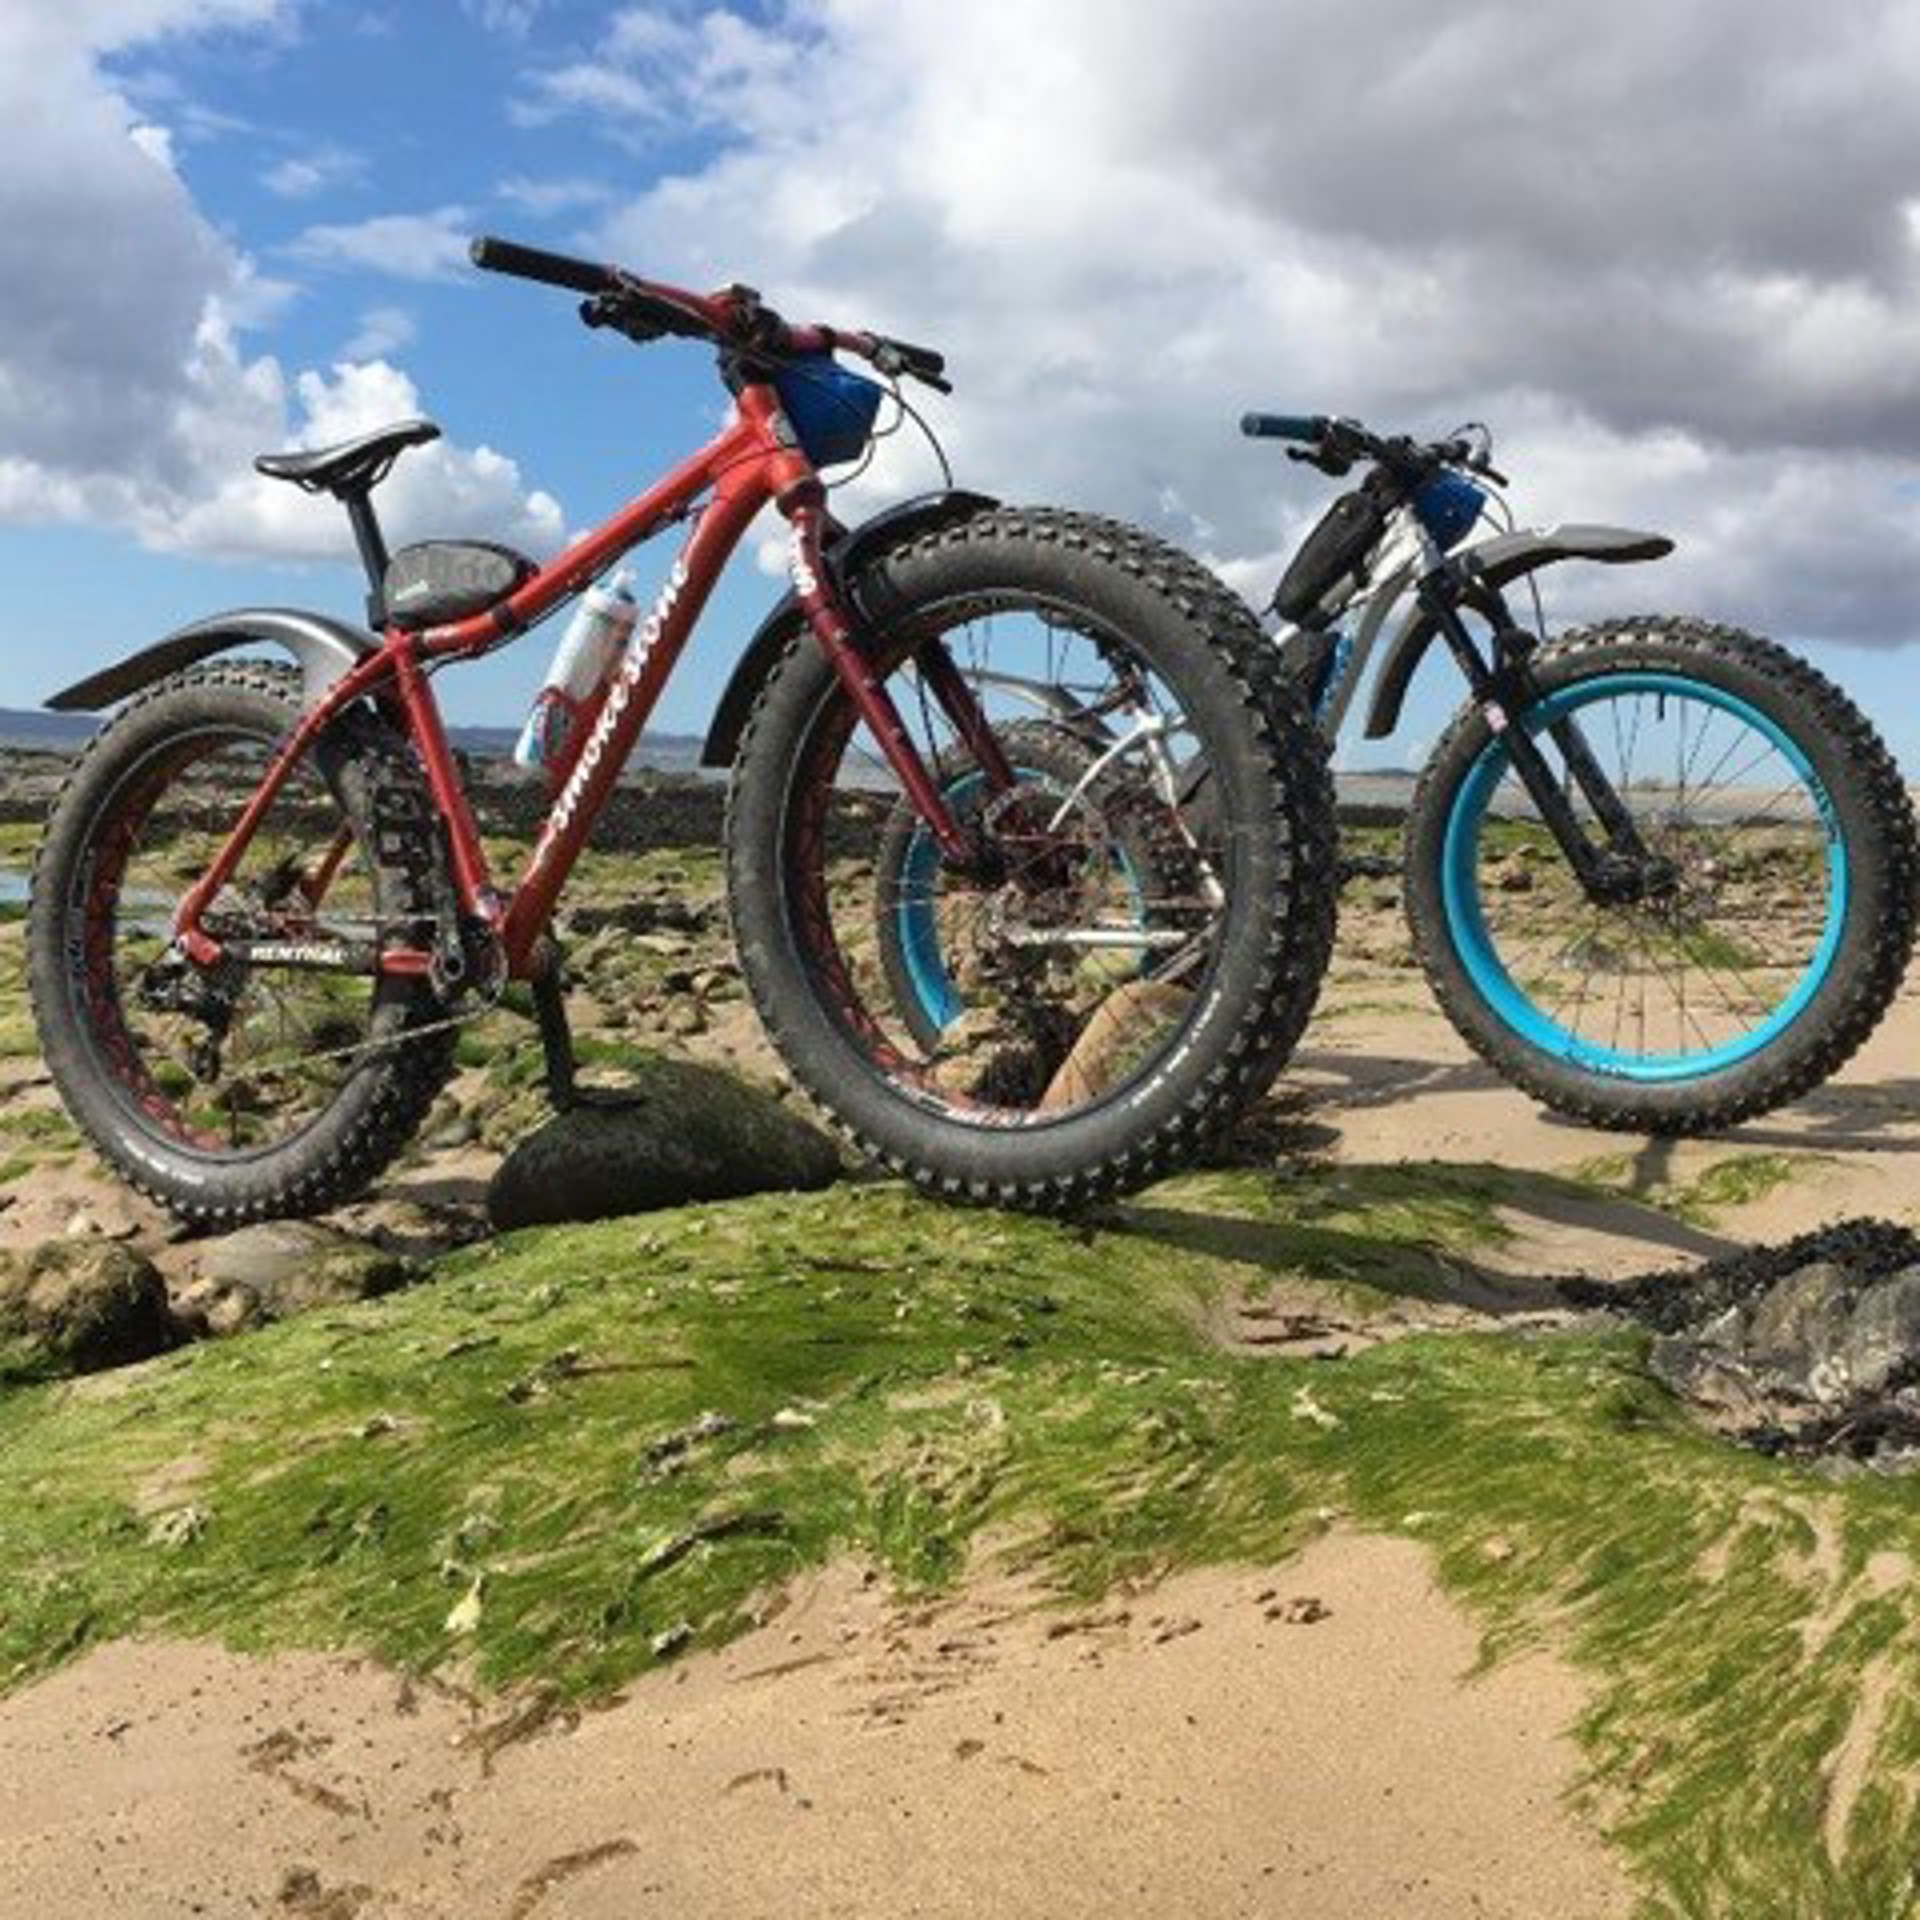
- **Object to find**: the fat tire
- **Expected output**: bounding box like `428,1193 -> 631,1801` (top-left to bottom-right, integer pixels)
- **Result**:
725,505 -> 1337,1211
1404,617 -> 1919,1133
26,662 -> 457,1225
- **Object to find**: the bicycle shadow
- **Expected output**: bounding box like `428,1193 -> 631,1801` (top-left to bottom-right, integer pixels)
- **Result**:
1284,1046 -> 1508,1110
1290,1041 -> 1920,1156
1112,1157 -> 1735,1322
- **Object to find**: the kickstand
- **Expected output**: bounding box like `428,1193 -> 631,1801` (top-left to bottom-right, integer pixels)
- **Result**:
528,949 -> 578,1111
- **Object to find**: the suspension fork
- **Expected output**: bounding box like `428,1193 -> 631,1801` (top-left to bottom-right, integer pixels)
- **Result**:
783,492 -> 977,867
1417,575 -> 1651,896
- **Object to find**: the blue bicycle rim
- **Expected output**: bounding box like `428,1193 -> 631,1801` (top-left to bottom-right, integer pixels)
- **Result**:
1440,672 -> 1847,1082
894,768 -> 1146,1037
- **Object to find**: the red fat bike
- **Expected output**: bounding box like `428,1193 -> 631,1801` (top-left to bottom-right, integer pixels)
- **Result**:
27,237 -> 1335,1220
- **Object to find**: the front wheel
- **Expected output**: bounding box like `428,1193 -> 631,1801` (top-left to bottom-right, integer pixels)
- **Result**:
725,506 -> 1337,1208
1404,618 -> 1918,1132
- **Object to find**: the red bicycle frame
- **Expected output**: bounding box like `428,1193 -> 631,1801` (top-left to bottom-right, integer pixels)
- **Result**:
171,373 -> 987,985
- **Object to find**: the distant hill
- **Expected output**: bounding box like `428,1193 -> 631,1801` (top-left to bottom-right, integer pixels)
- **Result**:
0,709 -> 97,750
0,707 -> 709,770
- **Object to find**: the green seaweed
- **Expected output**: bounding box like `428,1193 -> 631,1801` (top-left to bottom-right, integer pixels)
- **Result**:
1,1164 -> 1917,1913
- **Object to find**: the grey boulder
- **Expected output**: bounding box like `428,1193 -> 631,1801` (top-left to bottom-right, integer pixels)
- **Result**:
0,1239 -> 174,1376
488,1055 -> 841,1229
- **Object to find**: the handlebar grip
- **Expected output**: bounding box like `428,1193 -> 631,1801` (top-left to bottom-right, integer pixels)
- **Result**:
889,337 -> 945,379
470,234 -> 618,296
1240,412 -> 1327,443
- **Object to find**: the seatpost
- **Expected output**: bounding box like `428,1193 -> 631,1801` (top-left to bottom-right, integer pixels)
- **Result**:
341,487 -> 392,627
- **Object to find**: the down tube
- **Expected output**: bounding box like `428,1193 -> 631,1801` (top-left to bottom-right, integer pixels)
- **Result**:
502,475 -> 770,968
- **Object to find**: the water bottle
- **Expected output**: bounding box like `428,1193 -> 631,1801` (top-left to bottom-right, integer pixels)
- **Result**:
513,569 -> 637,774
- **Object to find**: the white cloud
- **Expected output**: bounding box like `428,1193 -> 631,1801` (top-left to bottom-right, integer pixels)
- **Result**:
0,11 -> 561,571
287,205 -> 475,281
127,120 -> 175,169
262,144 -> 365,199
495,173 -> 613,215
153,326 -> 564,562
340,303 -> 417,359
553,0 -> 1920,654
460,0 -> 546,34
511,63 -> 663,129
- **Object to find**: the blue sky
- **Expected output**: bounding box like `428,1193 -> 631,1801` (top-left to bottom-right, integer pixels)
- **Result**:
4,1 -> 1919,768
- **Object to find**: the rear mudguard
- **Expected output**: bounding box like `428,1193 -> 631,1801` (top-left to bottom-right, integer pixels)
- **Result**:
1360,523 -> 1673,741
701,488 -> 999,769
45,608 -> 378,713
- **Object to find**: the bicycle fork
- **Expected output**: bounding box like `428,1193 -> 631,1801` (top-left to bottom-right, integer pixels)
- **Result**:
783,492 -> 1002,871
1418,576 -> 1664,904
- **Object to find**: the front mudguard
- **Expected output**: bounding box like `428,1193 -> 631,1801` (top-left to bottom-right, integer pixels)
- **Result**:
45,608 -> 378,713
1360,524 -> 1673,741
700,488 -> 999,770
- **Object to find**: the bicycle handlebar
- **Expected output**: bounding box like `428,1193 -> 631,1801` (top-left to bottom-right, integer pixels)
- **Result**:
1240,412 -> 1326,443
469,233 -> 950,390
470,235 -> 618,295
1243,408 -> 1505,487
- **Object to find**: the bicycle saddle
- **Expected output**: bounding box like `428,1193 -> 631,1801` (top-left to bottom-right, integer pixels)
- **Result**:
254,418 -> 441,496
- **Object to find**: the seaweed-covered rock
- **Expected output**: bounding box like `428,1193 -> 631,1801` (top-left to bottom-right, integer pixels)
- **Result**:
488,1056 -> 841,1229
0,1239 -> 173,1376
1600,1218 -> 1920,1464
182,1221 -> 414,1332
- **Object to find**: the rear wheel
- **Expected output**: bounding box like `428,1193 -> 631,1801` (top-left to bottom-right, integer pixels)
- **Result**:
26,662 -> 456,1225
874,718 -> 1189,1054
725,506 -> 1336,1208
1404,619 -> 1918,1131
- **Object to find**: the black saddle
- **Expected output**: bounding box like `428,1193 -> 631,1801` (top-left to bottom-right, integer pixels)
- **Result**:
254,418 -> 441,497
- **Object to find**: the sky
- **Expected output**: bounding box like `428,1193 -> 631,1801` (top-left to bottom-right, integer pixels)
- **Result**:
3,0 -> 1919,769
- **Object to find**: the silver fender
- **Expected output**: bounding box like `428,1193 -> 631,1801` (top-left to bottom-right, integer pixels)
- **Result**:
45,608 -> 378,713
1361,523 -> 1673,741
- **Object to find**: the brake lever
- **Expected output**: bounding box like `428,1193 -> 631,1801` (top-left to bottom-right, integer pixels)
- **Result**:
1286,445 -> 1353,477
578,292 -> 665,344
871,339 -> 953,395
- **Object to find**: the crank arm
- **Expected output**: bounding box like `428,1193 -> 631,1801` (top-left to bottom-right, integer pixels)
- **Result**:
185,936 -> 435,977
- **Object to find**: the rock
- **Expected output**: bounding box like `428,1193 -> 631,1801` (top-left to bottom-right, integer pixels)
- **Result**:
168,1274 -> 267,1340
191,1222 -> 412,1322
146,1503 -> 209,1549
1607,1224 -> 1920,1463
1744,1261 -> 1856,1403
1266,1595 -> 1329,1625
487,1055 -> 841,1229
651,1621 -> 694,1660
424,1108 -> 480,1152
1039,980 -> 1194,1111
663,995 -> 708,1037
0,1239 -> 174,1375
1841,1269 -> 1920,1401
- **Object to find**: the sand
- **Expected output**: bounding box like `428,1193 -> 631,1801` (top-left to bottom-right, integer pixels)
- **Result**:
6,888 -> 1918,1913
0,1532 -> 1629,1919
